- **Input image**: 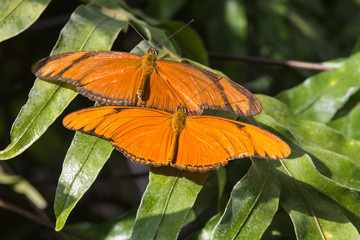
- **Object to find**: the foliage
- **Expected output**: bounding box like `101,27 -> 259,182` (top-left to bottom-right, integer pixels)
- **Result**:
1,0 -> 360,239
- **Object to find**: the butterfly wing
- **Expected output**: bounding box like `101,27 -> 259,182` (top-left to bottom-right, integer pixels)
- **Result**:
63,106 -> 290,172
154,60 -> 262,115
63,106 -> 174,166
33,51 -> 262,115
175,115 -> 291,171
32,51 -> 142,106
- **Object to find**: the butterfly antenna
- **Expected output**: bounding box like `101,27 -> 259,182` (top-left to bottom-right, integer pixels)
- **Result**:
128,21 -> 152,48
184,76 -> 223,106
154,19 -> 194,48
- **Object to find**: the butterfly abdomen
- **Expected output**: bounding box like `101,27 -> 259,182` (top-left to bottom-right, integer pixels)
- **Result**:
137,50 -> 158,102
167,108 -> 187,163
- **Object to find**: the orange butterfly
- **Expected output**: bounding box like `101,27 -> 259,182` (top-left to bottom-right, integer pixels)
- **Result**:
63,106 -> 290,172
32,48 -> 262,116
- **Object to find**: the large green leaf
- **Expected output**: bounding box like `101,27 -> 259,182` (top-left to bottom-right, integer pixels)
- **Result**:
278,155 -> 360,240
207,94 -> 360,239
0,4 -> 126,160
131,167 -> 209,240
256,95 -> 360,190
0,0 -> 51,42
54,132 -> 113,231
212,160 -> 279,239
276,52 -> 360,123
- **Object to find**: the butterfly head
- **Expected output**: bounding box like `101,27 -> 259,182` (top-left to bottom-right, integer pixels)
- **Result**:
142,48 -> 159,69
146,48 -> 159,56
175,105 -> 188,114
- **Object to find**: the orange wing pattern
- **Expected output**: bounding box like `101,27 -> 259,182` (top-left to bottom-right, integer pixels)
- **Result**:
63,106 -> 290,172
32,51 -> 142,106
63,106 -> 174,166
154,60 -> 262,115
179,115 -> 291,171
33,50 -> 262,115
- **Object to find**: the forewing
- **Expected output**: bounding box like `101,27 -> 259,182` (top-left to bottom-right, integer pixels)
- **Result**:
32,51 -> 142,106
63,106 -> 173,166
155,60 -> 262,116
174,116 -> 291,171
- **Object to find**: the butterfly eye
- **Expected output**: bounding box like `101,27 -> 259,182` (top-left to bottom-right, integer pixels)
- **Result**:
182,107 -> 188,114
175,106 -> 180,111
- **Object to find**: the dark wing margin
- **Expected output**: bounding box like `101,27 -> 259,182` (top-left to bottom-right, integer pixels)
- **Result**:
63,106 -> 174,167
32,51 -> 143,106
156,59 -> 263,116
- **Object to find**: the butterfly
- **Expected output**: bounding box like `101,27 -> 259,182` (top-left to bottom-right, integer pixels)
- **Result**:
63,105 -> 291,172
32,48 -> 262,116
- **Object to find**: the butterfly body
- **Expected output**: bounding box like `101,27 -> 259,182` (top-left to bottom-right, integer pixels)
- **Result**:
137,48 -> 158,102
168,106 -> 187,162
63,106 -> 291,172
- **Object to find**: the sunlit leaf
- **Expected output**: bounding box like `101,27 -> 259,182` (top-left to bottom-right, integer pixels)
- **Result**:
212,160 -> 279,239
131,167 -> 208,240
54,132 -> 113,231
276,52 -> 360,123
0,0 -> 51,42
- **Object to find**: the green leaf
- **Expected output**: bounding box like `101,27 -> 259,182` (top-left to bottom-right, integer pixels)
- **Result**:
329,104 -> 360,140
131,167 -> 209,240
0,0 -> 51,42
277,155 -> 360,240
256,94 -> 360,190
62,209 -> 136,240
54,132 -> 113,231
212,160 -> 279,240
276,52 -> 360,123
254,95 -> 360,217
0,4 -> 126,160
211,94 -> 360,240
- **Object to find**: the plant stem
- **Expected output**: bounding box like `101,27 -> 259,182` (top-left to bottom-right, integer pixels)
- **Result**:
0,198 -> 100,240
209,53 -> 336,71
